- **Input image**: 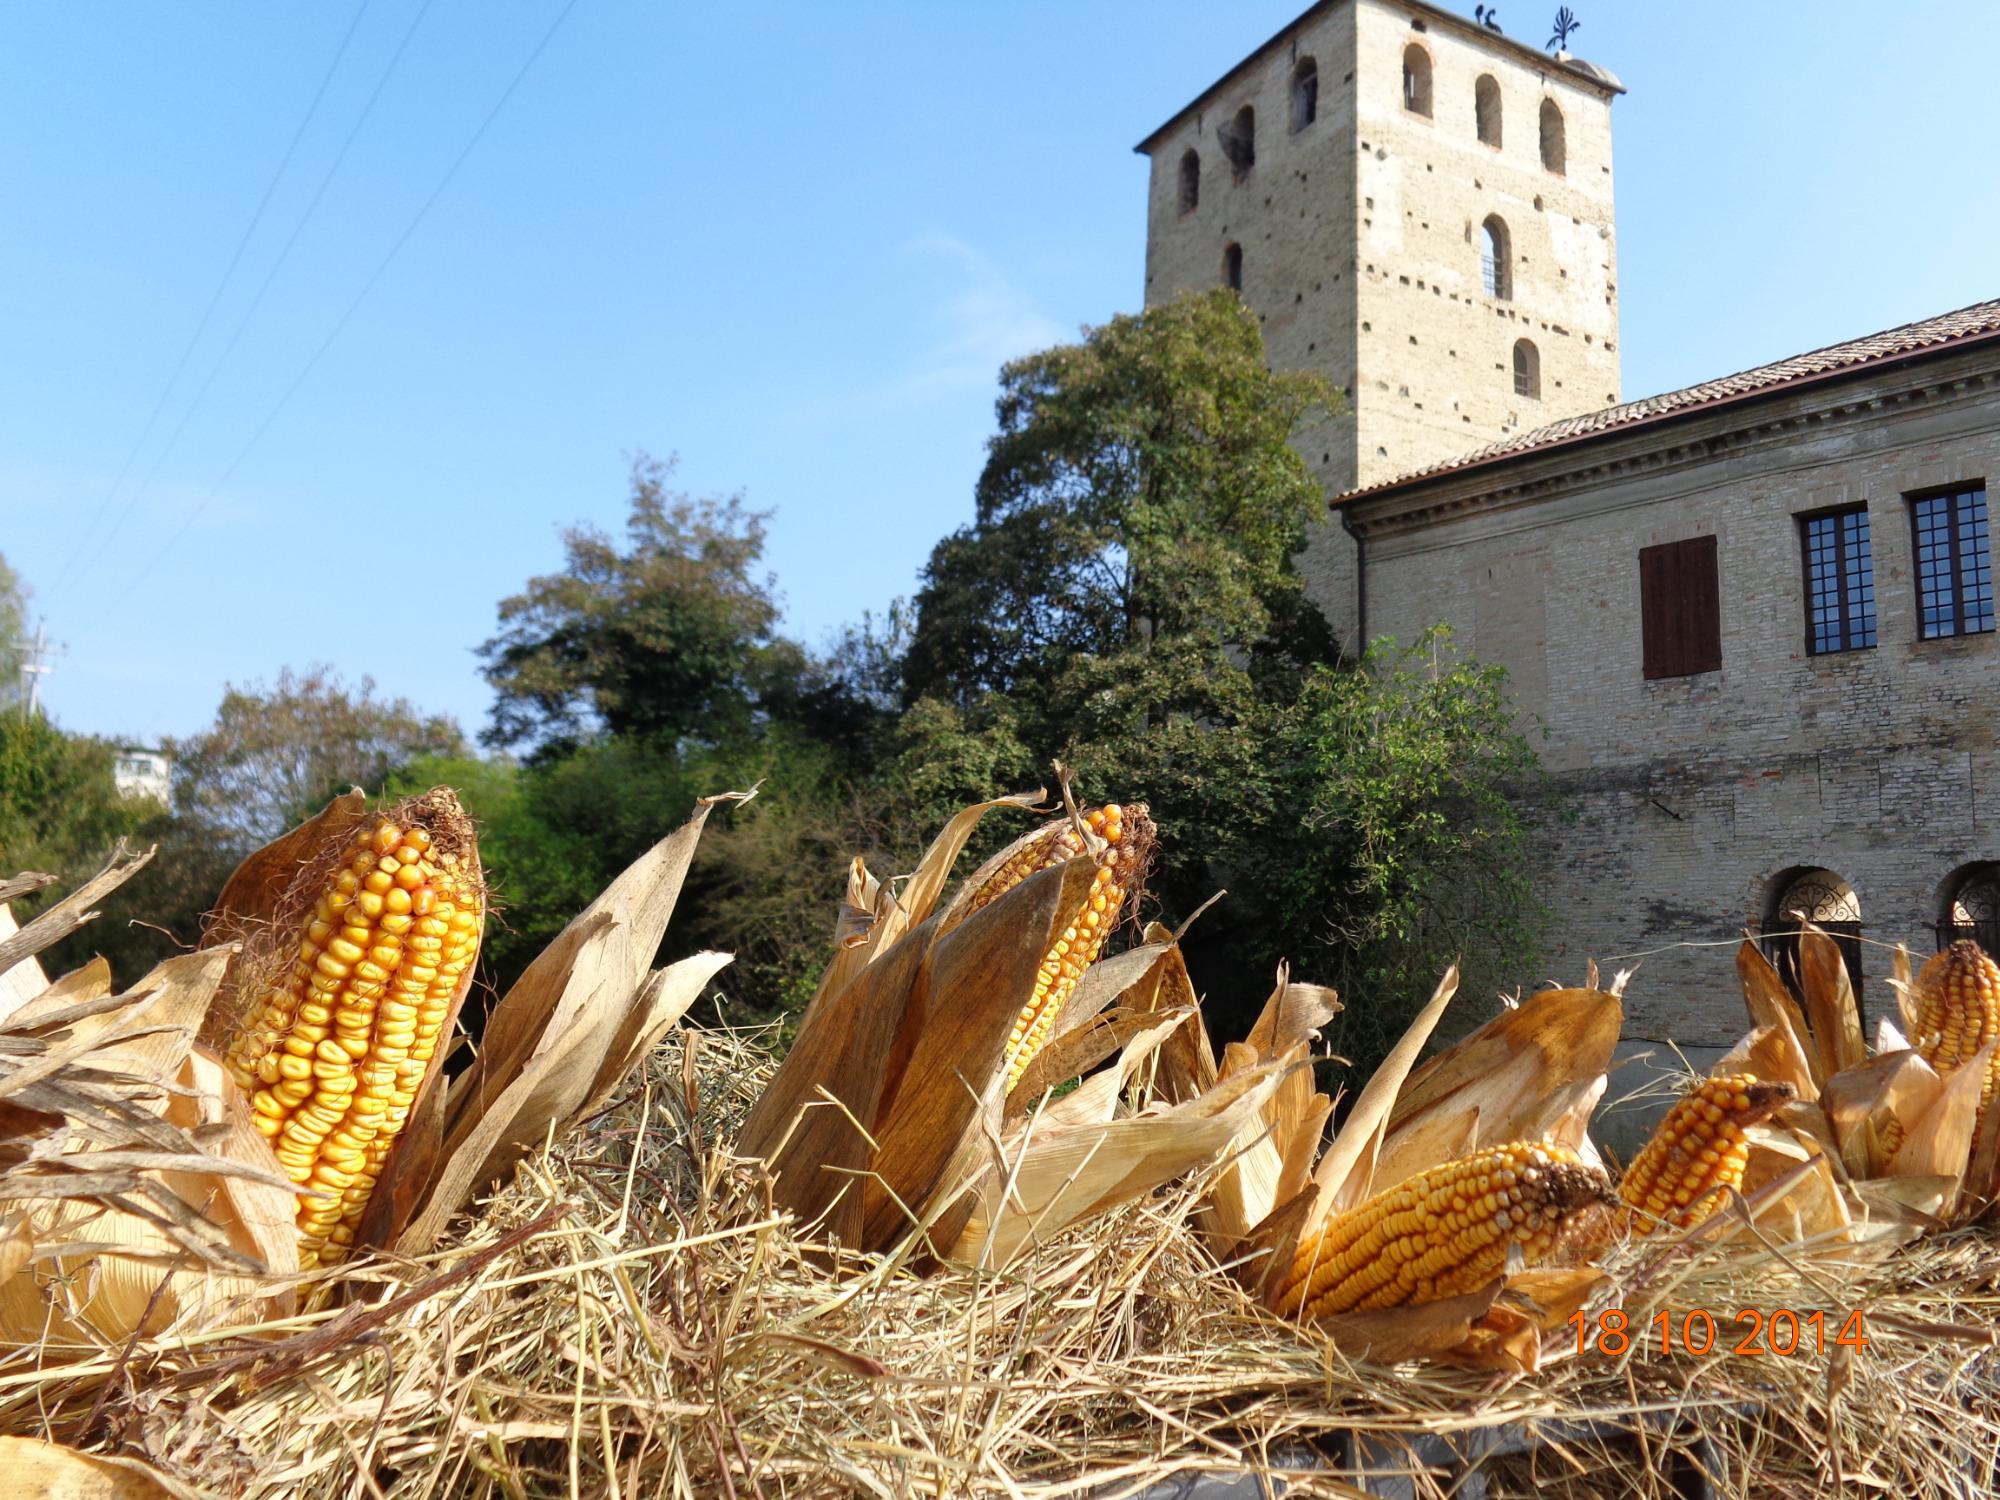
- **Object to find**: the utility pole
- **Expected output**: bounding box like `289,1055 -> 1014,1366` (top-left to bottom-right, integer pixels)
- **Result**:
17,622 -> 61,719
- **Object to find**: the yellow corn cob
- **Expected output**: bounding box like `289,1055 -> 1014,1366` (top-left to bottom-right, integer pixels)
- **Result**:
1910,940 -> 2000,1113
1274,1142 -> 1614,1320
1618,1074 -> 1793,1233
222,811 -> 482,1267
963,804 -> 1154,1092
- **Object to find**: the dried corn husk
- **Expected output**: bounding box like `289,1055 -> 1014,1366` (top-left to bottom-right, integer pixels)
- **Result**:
0,939 -> 297,1348
369,790 -> 747,1254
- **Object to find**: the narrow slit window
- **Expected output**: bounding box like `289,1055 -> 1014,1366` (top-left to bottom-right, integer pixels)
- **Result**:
1223,242 -> 1243,291
1801,507 -> 1877,654
1291,57 -> 1318,132
1481,216 -> 1511,300
1911,484 -> 1995,638
1512,338 -> 1540,398
1539,98 -> 1566,173
1221,105 -> 1255,181
1403,45 -> 1432,116
1475,74 -> 1502,147
1178,149 -> 1200,213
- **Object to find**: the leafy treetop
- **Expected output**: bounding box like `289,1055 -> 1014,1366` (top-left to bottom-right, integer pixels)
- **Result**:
479,456 -> 797,757
904,290 -> 1340,709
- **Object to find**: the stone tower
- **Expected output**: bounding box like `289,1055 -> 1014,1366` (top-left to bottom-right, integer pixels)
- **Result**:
1136,0 -> 1623,644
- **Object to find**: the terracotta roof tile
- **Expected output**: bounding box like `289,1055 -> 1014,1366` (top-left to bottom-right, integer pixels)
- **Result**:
1334,297 -> 2000,504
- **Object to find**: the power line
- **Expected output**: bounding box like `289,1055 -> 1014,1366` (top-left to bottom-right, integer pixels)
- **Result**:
79,0 -> 438,584
56,0 -> 373,589
127,0 -> 581,596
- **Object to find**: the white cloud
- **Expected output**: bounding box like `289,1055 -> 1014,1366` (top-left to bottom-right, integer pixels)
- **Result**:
893,234 -> 1068,402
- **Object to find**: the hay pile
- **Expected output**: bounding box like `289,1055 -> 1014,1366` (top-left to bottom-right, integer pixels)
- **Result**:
2,1021 -> 1994,1499
3,787 -> 1998,1499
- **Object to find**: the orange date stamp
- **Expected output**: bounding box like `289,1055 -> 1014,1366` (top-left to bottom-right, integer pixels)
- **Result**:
1570,1307 -> 1868,1358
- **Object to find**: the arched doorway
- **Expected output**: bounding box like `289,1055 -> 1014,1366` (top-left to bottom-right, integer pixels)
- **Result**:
1761,866 -> 1864,1014
1936,862 -> 2000,953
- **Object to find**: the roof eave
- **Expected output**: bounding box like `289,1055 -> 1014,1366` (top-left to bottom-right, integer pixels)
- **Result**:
1330,320 -> 2000,512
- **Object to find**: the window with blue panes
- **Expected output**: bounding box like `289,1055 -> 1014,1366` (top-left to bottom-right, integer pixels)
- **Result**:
1910,485 -> 1994,640
1801,507 -> 1876,654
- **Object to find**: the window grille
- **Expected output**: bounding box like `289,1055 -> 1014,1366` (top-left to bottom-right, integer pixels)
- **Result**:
1938,863 -> 2000,954
1801,507 -> 1876,653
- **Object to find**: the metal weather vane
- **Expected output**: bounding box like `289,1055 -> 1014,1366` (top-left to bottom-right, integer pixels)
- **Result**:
1547,7 -> 1581,52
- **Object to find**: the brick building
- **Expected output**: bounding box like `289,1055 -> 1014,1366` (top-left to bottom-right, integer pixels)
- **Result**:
1138,1 -> 2000,1089
1137,0 -> 1623,650
1340,303 -> 2000,1061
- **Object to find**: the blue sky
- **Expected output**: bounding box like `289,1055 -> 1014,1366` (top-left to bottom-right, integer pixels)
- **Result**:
4,1 -> 1996,746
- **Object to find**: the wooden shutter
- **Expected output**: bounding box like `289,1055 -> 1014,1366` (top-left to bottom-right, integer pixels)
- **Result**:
1640,535 -> 1721,679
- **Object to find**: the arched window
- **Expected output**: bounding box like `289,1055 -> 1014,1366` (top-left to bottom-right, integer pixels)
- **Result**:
1480,215 -> 1511,299
1178,149 -> 1200,214
1762,867 -> 1866,1010
1475,74 -> 1502,147
1220,105 -> 1256,181
1937,862 -> 2000,952
1291,57 -> 1319,132
1222,242 -> 1243,291
1512,338 -> 1540,398
1402,45 -> 1432,116
1539,98 -> 1566,174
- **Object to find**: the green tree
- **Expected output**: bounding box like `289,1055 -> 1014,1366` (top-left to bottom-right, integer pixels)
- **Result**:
1241,632 -> 1553,1064
0,712 -> 178,983
479,455 -> 803,756
904,289 -> 1340,718
168,665 -> 466,847
894,292 -> 1545,1067
0,553 -> 28,707
0,714 -> 161,880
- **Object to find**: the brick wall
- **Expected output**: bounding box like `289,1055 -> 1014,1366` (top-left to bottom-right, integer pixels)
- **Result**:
1350,352 -> 2000,1067
1137,0 -> 1621,651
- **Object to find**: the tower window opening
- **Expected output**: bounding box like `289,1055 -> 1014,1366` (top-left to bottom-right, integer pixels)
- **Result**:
1220,105 -> 1256,181
1178,149 -> 1200,213
1512,338 -> 1540,398
1223,242 -> 1243,291
1402,45 -> 1433,116
1291,57 -> 1318,131
1539,98 -> 1566,173
1481,215 -> 1512,299
1475,74 -> 1502,147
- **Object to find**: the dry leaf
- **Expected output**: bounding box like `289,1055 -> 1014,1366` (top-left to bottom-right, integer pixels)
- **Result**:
952,1057 -> 1291,1269
0,846 -> 155,1004
0,1438 -> 195,1499
1798,923 -> 1867,1079
383,795 -> 740,1253
1313,965 -> 1459,1214
1375,985 -> 1620,1192
1735,939 -> 1823,1096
